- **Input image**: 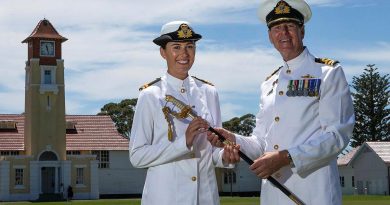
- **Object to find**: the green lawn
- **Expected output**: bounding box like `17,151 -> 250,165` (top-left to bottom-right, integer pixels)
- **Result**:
2,196 -> 390,205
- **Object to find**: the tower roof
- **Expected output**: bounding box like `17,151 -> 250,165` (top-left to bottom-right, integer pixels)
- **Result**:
22,19 -> 67,43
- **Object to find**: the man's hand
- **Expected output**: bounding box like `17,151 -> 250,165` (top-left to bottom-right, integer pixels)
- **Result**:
206,127 -> 236,148
249,150 -> 290,179
185,117 -> 209,148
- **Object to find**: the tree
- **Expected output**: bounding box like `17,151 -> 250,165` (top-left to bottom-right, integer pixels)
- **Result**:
222,113 -> 255,136
350,64 -> 389,147
98,98 -> 138,138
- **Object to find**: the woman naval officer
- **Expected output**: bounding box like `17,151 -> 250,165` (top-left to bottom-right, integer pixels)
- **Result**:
130,21 -> 226,205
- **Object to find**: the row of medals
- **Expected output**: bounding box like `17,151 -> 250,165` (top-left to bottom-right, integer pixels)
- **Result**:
286,79 -> 321,97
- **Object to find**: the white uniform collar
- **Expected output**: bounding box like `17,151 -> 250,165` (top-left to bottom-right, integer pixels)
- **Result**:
165,72 -> 190,91
283,47 -> 309,68
161,72 -> 211,123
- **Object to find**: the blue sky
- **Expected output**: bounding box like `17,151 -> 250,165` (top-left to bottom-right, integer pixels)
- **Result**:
0,0 -> 389,121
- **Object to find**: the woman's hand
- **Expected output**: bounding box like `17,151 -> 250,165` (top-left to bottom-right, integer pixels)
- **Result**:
185,117 -> 209,148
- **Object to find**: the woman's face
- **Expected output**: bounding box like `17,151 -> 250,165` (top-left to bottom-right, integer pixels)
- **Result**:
160,41 -> 196,80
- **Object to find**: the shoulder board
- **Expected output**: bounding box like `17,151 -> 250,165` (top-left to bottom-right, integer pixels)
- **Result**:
265,66 -> 282,81
191,76 -> 214,86
138,77 -> 161,91
315,58 -> 339,66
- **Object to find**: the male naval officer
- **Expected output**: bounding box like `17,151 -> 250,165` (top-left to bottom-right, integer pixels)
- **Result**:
207,0 -> 355,204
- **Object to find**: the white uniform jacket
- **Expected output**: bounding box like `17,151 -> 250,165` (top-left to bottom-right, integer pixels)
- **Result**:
236,48 -> 355,205
130,73 -> 224,205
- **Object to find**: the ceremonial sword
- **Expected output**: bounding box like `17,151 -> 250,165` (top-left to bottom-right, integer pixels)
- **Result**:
165,95 -> 305,205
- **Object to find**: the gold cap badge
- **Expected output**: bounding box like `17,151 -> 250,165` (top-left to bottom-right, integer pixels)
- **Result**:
177,24 -> 193,39
275,1 -> 291,15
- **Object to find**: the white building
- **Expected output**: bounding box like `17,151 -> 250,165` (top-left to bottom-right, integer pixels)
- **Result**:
338,142 -> 390,195
218,161 -> 261,196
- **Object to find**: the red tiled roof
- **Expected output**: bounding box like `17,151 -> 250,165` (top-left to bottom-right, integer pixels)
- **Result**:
66,115 -> 129,151
0,114 -> 24,150
22,19 -> 67,43
0,114 -> 128,151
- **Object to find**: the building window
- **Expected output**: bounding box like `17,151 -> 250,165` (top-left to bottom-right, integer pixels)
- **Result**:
15,169 -> 24,186
40,66 -> 56,85
0,120 -> 17,132
66,151 -> 81,155
44,70 -> 52,84
76,168 -> 84,185
39,66 -> 58,94
1,151 -> 19,156
223,170 -> 236,184
340,176 -> 345,187
92,150 -> 110,168
352,176 -> 355,187
66,121 -> 78,134
39,151 -> 58,161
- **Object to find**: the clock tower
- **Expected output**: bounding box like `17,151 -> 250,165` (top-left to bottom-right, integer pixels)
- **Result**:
22,19 -> 68,161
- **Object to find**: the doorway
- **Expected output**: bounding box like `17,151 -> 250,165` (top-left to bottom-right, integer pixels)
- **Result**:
41,167 -> 55,194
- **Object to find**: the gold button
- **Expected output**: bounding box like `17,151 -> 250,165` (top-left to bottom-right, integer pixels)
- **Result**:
190,153 -> 195,158
180,88 -> 186,93
274,117 -> 280,122
273,144 -> 279,150
286,69 -> 291,74
279,91 -> 284,96
191,176 -> 197,181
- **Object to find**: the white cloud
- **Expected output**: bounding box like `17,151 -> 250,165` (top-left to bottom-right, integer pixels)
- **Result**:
303,0 -> 372,7
0,0 -> 388,120
0,0 -> 257,115
307,0 -> 340,6
0,92 -> 24,114
61,44 -> 281,116
220,102 -> 244,121
196,47 -> 281,93
0,0 -> 257,27
338,42 -> 390,64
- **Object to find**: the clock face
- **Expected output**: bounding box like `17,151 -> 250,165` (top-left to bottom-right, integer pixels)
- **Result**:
40,41 -> 55,56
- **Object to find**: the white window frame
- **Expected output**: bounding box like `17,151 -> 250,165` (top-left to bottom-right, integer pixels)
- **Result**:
44,70 -> 52,84
39,65 -> 58,94
14,168 -> 25,189
76,167 -> 84,186
92,150 -> 110,169
40,65 -> 56,85
223,170 -> 237,184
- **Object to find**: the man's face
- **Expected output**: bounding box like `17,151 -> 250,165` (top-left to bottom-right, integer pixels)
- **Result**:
160,41 -> 196,80
268,22 -> 305,61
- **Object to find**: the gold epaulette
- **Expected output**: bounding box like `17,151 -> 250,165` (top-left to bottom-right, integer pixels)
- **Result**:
138,77 -> 161,91
265,66 -> 282,81
192,76 -> 214,86
315,58 -> 339,66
